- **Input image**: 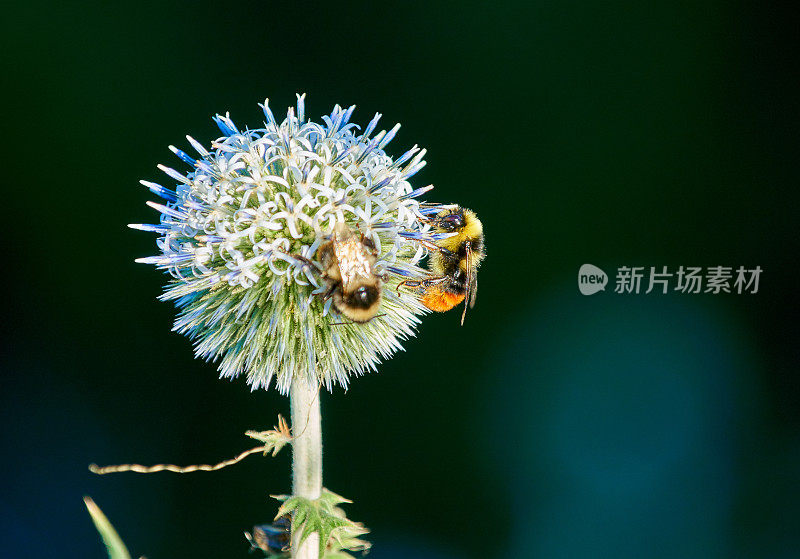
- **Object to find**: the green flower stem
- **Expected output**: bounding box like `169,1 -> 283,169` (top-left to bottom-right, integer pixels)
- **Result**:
290,377 -> 323,559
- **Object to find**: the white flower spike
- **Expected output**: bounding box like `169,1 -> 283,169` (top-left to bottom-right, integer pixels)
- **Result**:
131,95 -> 450,393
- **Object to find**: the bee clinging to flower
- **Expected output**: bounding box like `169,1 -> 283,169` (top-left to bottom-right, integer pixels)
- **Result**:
294,222 -> 384,323
400,206 -> 485,325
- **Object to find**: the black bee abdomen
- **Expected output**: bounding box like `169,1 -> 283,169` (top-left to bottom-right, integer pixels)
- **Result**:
445,268 -> 468,294
348,285 -> 380,308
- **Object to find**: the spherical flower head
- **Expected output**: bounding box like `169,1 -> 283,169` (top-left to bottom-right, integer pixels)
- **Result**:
131,95 -> 450,393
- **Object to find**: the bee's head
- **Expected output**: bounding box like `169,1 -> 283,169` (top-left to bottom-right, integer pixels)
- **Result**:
435,208 -> 466,232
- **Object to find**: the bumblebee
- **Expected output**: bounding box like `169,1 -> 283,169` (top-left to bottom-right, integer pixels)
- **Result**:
297,222 -> 383,323
244,516 -> 291,556
401,206 -> 485,325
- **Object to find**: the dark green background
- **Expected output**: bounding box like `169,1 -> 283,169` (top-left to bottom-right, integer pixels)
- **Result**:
2,2 -> 797,558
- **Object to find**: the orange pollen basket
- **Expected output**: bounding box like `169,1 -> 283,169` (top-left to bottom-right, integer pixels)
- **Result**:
420,289 -> 465,312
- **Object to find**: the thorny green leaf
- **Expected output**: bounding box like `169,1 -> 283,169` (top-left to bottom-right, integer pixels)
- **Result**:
247,414 -> 293,456
273,489 -> 372,557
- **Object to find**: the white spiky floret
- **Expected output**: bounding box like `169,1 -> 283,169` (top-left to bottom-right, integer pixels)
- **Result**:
130,95 -> 453,393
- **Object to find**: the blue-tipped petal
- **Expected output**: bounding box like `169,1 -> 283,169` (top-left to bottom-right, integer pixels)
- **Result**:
362,112 -> 381,139
418,203 -> 457,215
146,201 -> 187,220
331,146 -> 355,165
355,138 -> 380,164
195,235 -> 225,243
260,98 -> 277,128
183,199 -> 206,211
392,145 -> 420,168
398,230 -> 425,240
400,185 -> 434,200
213,113 -> 239,136
139,180 -> 177,202
135,254 -> 193,266
186,135 -> 209,156
157,164 -> 190,184
296,93 -> 306,123
327,107 -> 344,137
342,104 -> 356,125
402,158 -> 427,179
428,231 -> 457,240
378,123 -> 401,149
134,256 -> 166,264
368,175 -> 394,193
386,265 -> 415,277
128,223 -> 170,233
169,145 -> 196,166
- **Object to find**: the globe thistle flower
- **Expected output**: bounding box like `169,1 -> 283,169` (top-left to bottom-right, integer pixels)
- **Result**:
131,95 -> 451,394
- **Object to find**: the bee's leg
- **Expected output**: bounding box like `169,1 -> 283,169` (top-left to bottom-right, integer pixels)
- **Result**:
397,275 -> 448,295
359,230 -> 378,255
397,279 -> 422,292
321,283 -> 337,301
414,239 -> 441,252
435,246 -> 458,262
289,253 -> 322,274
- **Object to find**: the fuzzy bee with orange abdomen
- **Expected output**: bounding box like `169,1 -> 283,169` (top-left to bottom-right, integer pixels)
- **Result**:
400,206 -> 485,325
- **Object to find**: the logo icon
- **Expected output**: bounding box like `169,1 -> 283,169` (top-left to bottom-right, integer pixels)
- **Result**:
578,264 -> 607,295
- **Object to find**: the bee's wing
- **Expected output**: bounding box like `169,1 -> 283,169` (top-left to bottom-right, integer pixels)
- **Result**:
468,273 -> 478,308
460,243 -> 477,325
